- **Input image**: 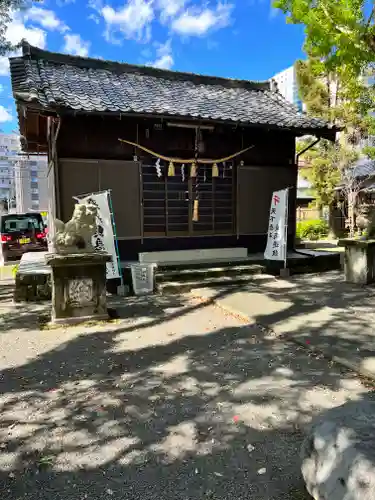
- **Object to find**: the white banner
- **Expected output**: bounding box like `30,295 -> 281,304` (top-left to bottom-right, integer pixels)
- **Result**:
264,188 -> 289,262
80,191 -> 120,279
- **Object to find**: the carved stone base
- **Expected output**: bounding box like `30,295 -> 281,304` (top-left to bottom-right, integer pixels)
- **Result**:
339,239 -> 375,285
45,252 -> 112,324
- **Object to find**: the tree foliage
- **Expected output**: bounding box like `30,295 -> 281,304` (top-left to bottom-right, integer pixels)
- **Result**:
295,58 -> 366,207
275,0 -> 375,237
298,138 -> 358,207
0,0 -> 35,55
274,0 -> 375,74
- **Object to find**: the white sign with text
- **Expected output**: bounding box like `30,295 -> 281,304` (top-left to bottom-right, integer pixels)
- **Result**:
80,191 -> 120,279
264,188 -> 289,262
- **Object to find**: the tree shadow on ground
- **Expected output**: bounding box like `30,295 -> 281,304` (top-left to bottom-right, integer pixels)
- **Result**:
0,284 -> 250,336
237,271 -> 375,371
0,282 -> 15,304
0,295 -> 369,500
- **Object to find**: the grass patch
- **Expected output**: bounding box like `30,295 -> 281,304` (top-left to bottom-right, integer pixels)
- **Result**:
11,264 -> 19,278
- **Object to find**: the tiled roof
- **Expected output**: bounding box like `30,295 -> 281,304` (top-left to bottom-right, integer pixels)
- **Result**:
352,157 -> 375,178
10,43 -> 335,136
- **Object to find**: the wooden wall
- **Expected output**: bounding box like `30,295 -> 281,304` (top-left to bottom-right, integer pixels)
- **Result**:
59,159 -> 141,239
55,114 -> 298,256
56,115 -> 295,166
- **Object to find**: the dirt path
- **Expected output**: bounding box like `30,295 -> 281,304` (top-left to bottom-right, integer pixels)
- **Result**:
0,294 -> 369,499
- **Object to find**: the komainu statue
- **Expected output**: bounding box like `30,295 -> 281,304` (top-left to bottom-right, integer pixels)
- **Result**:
356,203 -> 375,239
53,203 -> 98,254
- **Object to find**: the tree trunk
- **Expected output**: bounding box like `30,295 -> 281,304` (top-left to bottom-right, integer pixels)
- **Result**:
347,191 -> 357,238
328,203 -> 343,238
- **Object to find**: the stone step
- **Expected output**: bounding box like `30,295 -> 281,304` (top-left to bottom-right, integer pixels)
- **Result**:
157,263 -> 265,282
158,272 -> 275,294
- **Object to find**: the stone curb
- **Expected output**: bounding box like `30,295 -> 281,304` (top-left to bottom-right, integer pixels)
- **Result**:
286,336 -> 375,381
191,291 -> 375,383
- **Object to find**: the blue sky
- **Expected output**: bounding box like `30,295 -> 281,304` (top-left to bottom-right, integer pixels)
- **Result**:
0,0 -> 306,133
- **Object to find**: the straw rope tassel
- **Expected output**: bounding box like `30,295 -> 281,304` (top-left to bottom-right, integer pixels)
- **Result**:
192,199 -> 199,222
190,162 -> 197,177
212,162 -> 219,177
168,161 -> 175,176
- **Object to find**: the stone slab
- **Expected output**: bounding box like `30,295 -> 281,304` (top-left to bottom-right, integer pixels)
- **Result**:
14,252 -> 51,302
18,251 -> 51,275
49,313 -> 109,326
339,238 -> 375,248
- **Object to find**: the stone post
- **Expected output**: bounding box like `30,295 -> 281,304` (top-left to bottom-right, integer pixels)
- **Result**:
45,252 -> 111,325
338,238 -> 375,285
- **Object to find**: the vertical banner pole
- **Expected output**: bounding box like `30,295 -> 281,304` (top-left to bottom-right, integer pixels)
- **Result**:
107,189 -> 124,288
284,187 -> 289,269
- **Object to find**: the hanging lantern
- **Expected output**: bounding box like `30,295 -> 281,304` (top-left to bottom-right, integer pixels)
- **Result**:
212,162 -> 219,177
168,161 -> 175,177
181,164 -> 185,182
191,162 -> 197,177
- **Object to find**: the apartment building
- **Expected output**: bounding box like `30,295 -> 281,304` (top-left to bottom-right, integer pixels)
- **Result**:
0,133 -> 48,213
0,133 -> 19,203
270,64 -> 303,111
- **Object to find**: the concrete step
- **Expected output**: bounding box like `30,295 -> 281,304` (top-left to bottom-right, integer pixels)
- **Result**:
157,263 -> 265,282
158,272 -> 276,294
139,247 -> 248,264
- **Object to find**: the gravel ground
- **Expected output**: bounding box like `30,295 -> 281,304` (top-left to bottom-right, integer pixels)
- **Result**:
0,292 -> 370,500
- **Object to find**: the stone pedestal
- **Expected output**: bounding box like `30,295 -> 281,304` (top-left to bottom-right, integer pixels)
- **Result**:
339,238 -> 375,284
45,252 -> 111,325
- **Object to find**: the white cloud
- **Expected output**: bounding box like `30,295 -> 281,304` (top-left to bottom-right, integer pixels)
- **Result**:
63,34 -> 91,57
0,57 -> 10,76
5,12 -> 47,49
25,6 -> 69,32
153,53 -> 173,69
88,13 -> 101,24
0,84 -> 4,93
171,2 -> 233,36
0,106 -> 13,123
157,0 -> 185,21
148,40 -> 174,69
100,0 -> 154,42
0,10 -> 47,75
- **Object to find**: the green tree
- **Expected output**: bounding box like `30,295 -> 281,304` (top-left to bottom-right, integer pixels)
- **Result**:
296,59 -> 362,203
0,0 -> 36,55
295,59 -> 375,132
274,0 -> 375,74
297,138 -> 357,209
275,0 -> 375,235
295,59 -> 370,236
